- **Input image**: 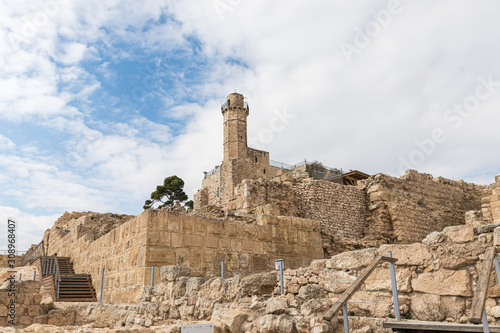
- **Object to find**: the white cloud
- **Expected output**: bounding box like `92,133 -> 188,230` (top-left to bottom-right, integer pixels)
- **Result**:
1,0 -> 500,251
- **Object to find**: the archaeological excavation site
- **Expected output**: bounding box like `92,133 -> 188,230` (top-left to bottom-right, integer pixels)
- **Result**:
3,93 -> 500,332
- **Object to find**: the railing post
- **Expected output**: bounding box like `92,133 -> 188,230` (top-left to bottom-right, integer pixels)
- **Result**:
221,261 -> 225,279
151,266 -> 155,287
99,268 -> 105,304
483,309 -> 490,333
343,303 -> 349,333
388,251 -> 401,321
19,273 -> 22,281
275,259 -> 284,295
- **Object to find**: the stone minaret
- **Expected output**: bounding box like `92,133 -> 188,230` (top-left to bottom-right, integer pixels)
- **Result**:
222,92 -> 249,162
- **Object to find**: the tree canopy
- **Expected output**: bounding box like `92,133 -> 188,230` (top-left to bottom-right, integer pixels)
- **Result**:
143,175 -> 189,210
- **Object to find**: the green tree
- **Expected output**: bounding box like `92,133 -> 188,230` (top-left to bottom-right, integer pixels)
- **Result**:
143,176 -> 189,210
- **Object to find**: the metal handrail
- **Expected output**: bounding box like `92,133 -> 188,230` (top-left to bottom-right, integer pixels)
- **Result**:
54,254 -> 61,299
20,241 -> 45,266
204,165 -> 221,179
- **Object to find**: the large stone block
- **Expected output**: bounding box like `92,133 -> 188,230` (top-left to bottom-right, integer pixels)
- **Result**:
412,269 -> 472,296
410,294 -> 445,321
378,244 -> 433,266
442,225 -> 474,243
146,247 -> 175,265
364,267 -> 412,293
327,248 -> 378,270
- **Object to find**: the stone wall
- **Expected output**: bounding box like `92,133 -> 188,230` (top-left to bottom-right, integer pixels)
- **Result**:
361,170 -> 489,244
231,179 -> 299,216
490,176 -> 500,223
41,210 -> 323,304
292,179 -> 367,239
0,280 -> 49,327
128,223 -> 500,332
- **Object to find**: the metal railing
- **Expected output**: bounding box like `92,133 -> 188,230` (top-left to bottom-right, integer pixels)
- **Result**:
54,254 -> 61,299
20,241 -> 45,266
204,165 -> 221,179
221,100 -> 249,111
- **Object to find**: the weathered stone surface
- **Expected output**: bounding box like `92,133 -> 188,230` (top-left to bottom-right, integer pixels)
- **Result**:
378,244 -> 432,266
412,270 -> 472,296
435,242 -> 484,269
160,266 -> 191,282
298,284 -> 324,300
490,305 -> 500,318
266,298 -> 287,315
364,267 -> 412,293
440,296 -> 466,320
442,225 -> 474,243
326,248 -> 378,269
211,308 -> 248,332
317,270 -> 356,293
410,294 -> 445,321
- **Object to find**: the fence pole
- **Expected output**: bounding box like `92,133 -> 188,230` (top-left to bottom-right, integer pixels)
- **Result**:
151,266 -> 155,287
221,261 -> 225,279
343,303 -> 349,333
482,309 -> 490,333
19,273 -> 22,281
275,259 -> 284,295
99,268 -> 105,304
33,270 -> 36,281
388,251 -> 401,321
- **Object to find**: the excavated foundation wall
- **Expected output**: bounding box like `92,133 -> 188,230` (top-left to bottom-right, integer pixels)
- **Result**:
42,210 -> 323,304
361,170 -> 490,244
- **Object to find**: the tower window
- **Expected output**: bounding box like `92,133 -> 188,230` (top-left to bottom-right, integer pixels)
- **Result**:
255,157 -> 258,162
240,136 -> 243,139
263,169 -> 266,174
217,187 -> 220,197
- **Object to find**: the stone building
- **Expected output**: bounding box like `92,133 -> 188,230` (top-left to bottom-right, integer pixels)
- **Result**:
194,92 -> 286,208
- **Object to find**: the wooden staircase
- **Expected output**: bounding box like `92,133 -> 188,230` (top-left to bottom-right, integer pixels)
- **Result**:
22,243 -> 97,302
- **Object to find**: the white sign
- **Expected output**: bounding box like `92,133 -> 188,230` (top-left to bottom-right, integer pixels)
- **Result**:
275,259 -> 283,270
181,324 -> 214,333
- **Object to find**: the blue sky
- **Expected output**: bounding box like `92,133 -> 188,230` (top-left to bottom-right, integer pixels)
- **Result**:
1,0 -> 499,250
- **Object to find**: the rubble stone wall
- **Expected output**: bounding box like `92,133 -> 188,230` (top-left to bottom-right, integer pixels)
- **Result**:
130,224 -> 500,333
0,281 -> 48,327
361,170 -> 489,244
232,179 -> 299,216
292,179 -> 367,239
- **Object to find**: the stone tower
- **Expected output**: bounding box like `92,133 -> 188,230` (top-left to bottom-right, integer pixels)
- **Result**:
222,92 -> 249,161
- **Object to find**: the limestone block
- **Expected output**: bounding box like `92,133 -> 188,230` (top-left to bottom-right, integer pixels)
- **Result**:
436,242 -> 484,269
412,269 -> 472,296
211,308 -> 248,332
266,297 -> 287,314
298,285 -> 324,300
494,227 -> 500,248
275,314 -> 296,333
490,305 -> 500,318
442,225 -> 474,243
317,271 -> 356,293
364,267 -> 412,293
327,248 -> 378,270
410,294 -> 445,321
440,296 -> 466,320
257,214 -> 278,226
348,291 -> 395,318
378,244 -> 432,266
146,247 -> 175,265
160,266 -> 191,282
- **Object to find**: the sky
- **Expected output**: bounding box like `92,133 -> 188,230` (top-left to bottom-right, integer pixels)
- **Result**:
1,0 -> 499,251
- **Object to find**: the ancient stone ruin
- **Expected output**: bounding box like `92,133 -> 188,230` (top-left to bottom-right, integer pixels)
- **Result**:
3,92 -> 500,332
